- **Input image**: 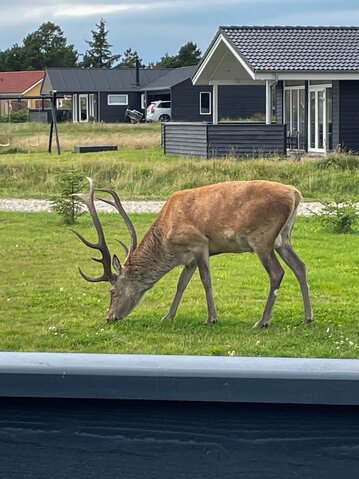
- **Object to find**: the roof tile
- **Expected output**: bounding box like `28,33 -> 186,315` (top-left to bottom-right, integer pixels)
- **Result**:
0,71 -> 44,94
220,26 -> 359,72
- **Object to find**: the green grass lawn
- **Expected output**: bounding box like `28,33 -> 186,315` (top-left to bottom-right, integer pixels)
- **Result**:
1,211 -> 358,357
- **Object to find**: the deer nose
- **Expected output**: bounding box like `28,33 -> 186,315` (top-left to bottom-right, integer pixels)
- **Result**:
106,314 -> 122,323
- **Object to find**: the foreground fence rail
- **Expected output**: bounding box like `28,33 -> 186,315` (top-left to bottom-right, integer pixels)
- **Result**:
1,353 -> 358,478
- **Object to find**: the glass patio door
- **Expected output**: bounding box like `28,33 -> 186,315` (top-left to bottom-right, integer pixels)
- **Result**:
79,94 -> 89,122
308,86 -> 332,152
285,87 -> 305,149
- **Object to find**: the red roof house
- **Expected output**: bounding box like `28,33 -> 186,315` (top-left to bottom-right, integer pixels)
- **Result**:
0,70 -> 45,95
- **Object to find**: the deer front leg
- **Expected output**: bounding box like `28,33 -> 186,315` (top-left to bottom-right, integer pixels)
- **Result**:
162,262 -> 197,321
254,251 -> 285,328
196,254 -> 217,324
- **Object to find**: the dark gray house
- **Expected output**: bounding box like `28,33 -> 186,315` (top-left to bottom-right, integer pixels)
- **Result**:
41,67 -> 173,123
164,26 -> 359,157
41,65 -> 265,124
144,66 -> 265,122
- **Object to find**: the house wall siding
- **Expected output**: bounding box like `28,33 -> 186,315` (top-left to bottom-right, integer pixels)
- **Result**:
276,81 -> 284,124
171,80 -> 266,122
99,92 -> 142,123
332,81 -> 340,149
339,80 -> 359,152
171,79 -> 212,122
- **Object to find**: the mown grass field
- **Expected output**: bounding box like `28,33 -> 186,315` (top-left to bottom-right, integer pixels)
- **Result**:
1,212 -> 358,357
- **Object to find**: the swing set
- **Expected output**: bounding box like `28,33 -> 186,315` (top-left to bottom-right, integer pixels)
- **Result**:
0,92 -> 61,154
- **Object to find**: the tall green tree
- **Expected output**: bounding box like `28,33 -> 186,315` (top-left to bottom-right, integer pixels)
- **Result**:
81,18 -> 120,68
0,45 -> 25,71
22,22 -> 78,69
155,41 -> 202,68
118,48 -> 143,68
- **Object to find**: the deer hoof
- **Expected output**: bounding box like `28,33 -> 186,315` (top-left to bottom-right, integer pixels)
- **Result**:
253,320 -> 269,329
305,317 -> 314,324
206,318 -> 217,325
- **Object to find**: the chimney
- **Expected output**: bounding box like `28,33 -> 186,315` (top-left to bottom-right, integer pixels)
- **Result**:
135,59 -> 140,86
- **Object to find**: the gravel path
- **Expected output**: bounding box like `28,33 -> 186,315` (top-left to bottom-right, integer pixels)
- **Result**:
0,198 -> 325,216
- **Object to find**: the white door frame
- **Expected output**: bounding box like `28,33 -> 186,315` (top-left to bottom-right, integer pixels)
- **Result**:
79,94 -> 89,123
308,84 -> 332,153
283,84 -> 305,139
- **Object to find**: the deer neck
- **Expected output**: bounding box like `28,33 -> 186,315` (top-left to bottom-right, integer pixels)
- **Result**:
124,223 -> 175,291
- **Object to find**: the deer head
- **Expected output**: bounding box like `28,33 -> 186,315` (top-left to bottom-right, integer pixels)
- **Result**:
70,177 -> 143,322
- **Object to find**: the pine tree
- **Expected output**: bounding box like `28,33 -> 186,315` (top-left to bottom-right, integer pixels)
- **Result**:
155,42 -> 201,68
118,48 -> 143,68
81,18 -> 120,68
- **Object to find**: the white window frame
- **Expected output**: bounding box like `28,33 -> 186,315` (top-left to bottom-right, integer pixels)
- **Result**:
79,94 -> 89,123
141,94 -> 146,110
200,91 -> 211,115
308,83 -> 332,153
283,84 -> 305,134
72,94 -> 78,122
107,94 -> 128,106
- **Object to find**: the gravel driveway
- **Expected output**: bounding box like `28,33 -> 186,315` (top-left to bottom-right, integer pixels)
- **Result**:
0,198 -> 325,216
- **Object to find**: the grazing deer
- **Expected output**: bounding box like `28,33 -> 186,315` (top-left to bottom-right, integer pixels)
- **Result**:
70,178 -> 313,327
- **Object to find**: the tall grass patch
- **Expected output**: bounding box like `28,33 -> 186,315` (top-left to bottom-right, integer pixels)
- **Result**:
1,149 -> 359,200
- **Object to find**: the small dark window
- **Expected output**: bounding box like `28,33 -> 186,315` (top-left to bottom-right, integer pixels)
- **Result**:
160,102 -> 171,109
200,92 -> 211,115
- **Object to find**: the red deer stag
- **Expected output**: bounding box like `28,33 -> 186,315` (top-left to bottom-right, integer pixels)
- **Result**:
70,178 -> 313,327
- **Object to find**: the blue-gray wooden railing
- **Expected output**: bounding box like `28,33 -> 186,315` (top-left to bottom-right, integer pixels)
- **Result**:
163,122 -> 287,158
1,353 -> 359,478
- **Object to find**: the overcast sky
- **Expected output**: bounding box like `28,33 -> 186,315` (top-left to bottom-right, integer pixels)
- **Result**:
0,0 -> 359,64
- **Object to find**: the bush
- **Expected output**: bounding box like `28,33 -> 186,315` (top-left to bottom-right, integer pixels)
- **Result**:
51,171 -> 87,225
0,109 -> 29,123
318,197 -> 359,234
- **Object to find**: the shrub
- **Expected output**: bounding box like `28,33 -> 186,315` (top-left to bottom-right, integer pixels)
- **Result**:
318,197 -> 359,234
51,171 -> 87,225
0,109 -> 29,123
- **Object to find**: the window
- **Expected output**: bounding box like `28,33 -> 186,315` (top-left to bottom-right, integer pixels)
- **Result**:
141,94 -> 146,110
158,101 -> 171,109
200,92 -> 211,115
284,85 -> 305,149
107,94 -> 128,106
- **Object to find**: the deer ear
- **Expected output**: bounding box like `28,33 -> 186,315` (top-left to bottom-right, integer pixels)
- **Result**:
112,255 -> 122,275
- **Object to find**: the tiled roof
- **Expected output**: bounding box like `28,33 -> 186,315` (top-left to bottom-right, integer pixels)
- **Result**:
0,70 -> 44,93
220,26 -> 359,72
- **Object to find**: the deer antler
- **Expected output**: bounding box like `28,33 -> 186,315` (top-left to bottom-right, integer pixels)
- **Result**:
95,188 -> 138,261
69,177 -> 115,283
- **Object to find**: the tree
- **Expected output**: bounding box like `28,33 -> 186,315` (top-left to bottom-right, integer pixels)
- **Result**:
117,48 -> 143,68
0,45 -> 25,71
22,22 -> 78,69
155,41 -> 202,68
81,18 -> 120,68
176,42 -> 202,67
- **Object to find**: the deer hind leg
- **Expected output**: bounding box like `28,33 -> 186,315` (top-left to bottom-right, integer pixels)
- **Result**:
254,251 -> 285,328
162,262 -> 197,321
276,242 -> 313,323
195,252 -> 217,324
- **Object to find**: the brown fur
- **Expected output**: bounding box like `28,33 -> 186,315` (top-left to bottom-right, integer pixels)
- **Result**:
76,179 -> 312,325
